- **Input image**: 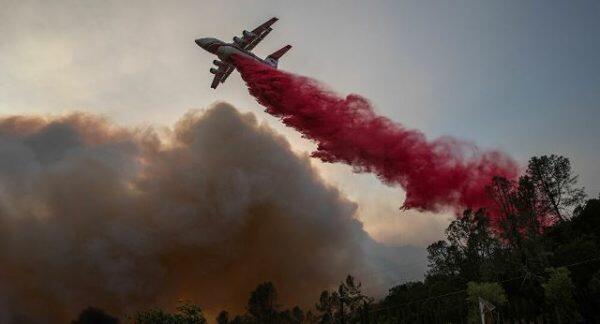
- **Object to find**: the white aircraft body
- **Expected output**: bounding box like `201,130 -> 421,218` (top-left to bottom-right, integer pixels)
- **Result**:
195,17 -> 292,89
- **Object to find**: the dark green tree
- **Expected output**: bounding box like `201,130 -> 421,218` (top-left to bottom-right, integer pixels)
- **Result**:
488,175 -> 550,278
216,310 -> 229,324
134,302 -> 207,324
527,155 -> 586,221
247,282 -> 279,324
314,290 -> 336,324
219,282 -> 306,324
337,275 -> 372,323
313,275 -> 372,324
291,306 -> 305,323
466,282 -> 507,323
427,209 -> 504,283
277,306 -> 305,324
71,307 -> 119,324
543,267 -> 581,323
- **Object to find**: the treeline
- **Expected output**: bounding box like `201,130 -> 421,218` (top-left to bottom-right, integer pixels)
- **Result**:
72,155 -> 600,323
374,155 -> 600,323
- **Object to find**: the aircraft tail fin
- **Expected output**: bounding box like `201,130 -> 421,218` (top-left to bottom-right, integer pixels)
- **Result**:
265,45 -> 292,68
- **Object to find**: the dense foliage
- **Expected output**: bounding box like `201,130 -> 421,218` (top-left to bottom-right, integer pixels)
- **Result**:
374,155 -> 599,323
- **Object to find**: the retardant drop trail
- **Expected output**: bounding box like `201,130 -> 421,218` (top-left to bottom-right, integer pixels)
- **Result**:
232,55 -> 520,216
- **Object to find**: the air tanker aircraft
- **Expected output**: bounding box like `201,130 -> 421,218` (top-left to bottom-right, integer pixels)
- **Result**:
195,17 -> 292,89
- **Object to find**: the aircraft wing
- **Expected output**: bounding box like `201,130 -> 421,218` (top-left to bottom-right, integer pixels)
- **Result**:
210,73 -> 223,89
210,65 -> 234,89
220,66 -> 234,84
244,28 -> 273,52
239,17 -> 278,51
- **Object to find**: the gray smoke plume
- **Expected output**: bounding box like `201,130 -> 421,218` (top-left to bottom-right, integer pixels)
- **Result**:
0,102 -> 426,322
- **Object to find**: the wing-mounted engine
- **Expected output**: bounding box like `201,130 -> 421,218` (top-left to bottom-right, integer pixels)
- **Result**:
213,60 -> 225,67
233,36 -> 244,45
242,30 -> 255,38
210,67 -> 219,74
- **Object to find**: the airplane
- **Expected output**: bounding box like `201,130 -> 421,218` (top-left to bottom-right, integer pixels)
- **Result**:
195,17 -> 292,89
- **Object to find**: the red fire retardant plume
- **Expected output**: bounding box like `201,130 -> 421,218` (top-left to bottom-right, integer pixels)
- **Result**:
233,56 -> 519,215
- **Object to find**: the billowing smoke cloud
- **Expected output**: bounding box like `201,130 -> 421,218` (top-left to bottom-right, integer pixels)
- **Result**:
233,56 -> 519,215
0,103 -> 402,322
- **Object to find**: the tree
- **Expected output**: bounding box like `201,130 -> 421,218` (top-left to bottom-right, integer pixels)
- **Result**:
216,310 -> 229,324
230,315 -> 252,324
378,157 -> 594,321
543,267 -> 581,323
291,306 -> 305,323
134,302 -> 207,324
427,209 -> 503,282
590,269 -> 600,315
427,240 -> 461,277
337,275 -> 372,323
488,176 -> 545,243
313,276 -> 372,324
304,311 -> 319,324
71,307 -> 119,324
466,282 -> 507,324
527,155 -> 586,221
314,290 -> 336,324
219,282 -> 306,324
277,306 -> 305,324
571,197 -> 600,237
247,282 -> 279,324
488,175 -> 551,278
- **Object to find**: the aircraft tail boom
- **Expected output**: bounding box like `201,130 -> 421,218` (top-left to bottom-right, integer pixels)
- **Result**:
265,45 -> 292,68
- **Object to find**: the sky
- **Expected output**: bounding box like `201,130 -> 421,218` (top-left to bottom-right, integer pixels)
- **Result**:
1,0 -> 599,248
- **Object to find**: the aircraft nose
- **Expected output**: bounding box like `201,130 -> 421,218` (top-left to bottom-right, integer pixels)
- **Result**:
195,38 -> 209,48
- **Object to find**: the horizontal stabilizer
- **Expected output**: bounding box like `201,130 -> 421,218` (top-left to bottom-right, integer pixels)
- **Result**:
267,45 -> 292,61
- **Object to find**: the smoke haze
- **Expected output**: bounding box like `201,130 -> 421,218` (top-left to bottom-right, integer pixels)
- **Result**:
0,103 -> 411,322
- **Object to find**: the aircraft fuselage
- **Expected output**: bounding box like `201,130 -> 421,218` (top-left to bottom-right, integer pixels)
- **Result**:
195,38 -> 274,67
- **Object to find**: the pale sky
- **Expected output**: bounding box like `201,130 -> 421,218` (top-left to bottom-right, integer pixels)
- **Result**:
1,0 -> 599,247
